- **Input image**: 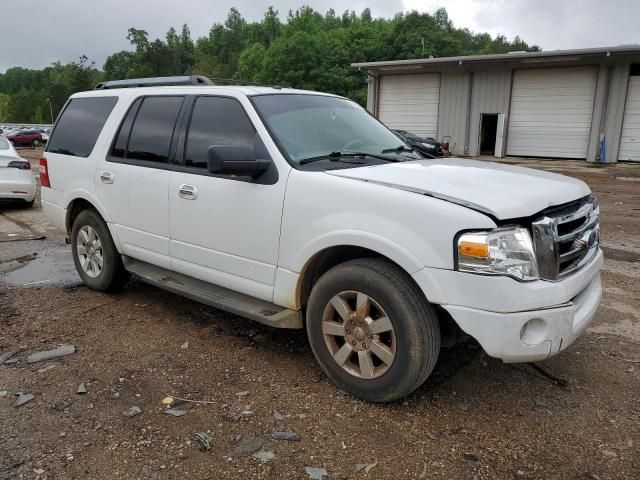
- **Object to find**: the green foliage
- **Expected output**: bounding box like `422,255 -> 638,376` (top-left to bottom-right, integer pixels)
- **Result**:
0,7 -> 540,123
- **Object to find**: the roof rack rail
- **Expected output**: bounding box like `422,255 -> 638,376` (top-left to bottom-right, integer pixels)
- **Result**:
94,75 -> 213,90
207,77 -> 288,89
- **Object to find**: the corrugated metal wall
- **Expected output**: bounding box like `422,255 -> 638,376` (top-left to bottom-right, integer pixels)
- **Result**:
604,64 -> 631,162
436,71 -> 471,156
366,59 -> 637,162
468,69 -> 513,157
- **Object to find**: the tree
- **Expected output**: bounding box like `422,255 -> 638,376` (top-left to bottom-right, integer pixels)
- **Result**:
0,7 -> 541,119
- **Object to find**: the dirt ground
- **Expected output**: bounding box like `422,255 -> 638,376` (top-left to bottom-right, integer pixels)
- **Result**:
1,148 -> 639,480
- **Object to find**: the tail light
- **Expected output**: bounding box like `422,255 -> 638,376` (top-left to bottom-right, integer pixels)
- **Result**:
7,160 -> 31,170
39,157 -> 51,188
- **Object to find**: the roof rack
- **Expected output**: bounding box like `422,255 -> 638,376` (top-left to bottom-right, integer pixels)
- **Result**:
207,77 -> 287,89
94,75 -> 213,90
94,75 -> 289,90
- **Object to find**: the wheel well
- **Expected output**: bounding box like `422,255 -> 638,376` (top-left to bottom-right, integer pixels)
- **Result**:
298,246 -> 382,309
298,245 -> 465,344
66,199 -> 98,234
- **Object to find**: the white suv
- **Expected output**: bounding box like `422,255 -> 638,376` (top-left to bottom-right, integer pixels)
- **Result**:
41,76 -> 603,402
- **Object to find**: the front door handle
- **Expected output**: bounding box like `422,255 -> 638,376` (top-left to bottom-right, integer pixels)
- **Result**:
178,184 -> 199,200
100,171 -> 114,184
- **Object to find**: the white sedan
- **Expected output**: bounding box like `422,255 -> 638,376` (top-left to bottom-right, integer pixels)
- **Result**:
0,135 -> 36,207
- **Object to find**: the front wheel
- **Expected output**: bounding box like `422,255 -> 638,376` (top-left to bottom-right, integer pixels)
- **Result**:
306,258 -> 440,403
71,209 -> 129,291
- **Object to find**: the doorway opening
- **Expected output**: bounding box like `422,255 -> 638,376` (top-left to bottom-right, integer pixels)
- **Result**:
479,114 -> 499,155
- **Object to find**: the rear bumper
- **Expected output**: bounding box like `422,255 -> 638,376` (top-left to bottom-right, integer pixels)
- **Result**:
0,179 -> 36,202
42,199 -> 67,232
413,250 -> 603,362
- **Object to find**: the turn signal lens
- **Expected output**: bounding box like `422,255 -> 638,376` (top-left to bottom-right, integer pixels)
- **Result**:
458,241 -> 489,258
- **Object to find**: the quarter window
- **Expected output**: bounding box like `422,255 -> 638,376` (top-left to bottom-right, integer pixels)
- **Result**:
185,97 -> 258,168
47,96 -> 118,157
125,96 -> 184,163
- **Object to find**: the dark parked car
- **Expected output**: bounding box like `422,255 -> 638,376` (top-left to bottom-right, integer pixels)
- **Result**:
393,129 -> 444,157
6,129 -> 44,147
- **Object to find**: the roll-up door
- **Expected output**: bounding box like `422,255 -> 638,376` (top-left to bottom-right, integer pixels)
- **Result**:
507,67 -> 597,159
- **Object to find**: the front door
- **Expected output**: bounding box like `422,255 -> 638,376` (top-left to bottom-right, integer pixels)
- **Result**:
168,95 -> 286,301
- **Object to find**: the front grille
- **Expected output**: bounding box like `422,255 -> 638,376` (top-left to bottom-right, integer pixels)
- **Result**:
532,197 -> 600,280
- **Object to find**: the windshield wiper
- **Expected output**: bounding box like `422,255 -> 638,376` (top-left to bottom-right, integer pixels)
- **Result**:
299,151 -> 400,166
381,145 -> 414,154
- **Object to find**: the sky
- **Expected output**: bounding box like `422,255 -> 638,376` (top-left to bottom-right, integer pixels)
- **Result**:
1,0 -> 638,73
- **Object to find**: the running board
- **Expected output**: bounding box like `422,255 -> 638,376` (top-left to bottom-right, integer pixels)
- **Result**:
123,257 -> 303,329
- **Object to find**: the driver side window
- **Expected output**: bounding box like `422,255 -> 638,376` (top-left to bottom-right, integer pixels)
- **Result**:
185,96 -> 267,169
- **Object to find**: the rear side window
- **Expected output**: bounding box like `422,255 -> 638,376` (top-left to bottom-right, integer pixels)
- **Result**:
47,97 -> 118,157
185,96 -> 257,168
124,96 -> 183,163
111,98 -> 142,158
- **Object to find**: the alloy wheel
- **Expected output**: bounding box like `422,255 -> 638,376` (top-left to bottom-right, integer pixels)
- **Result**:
321,290 -> 396,379
76,225 -> 103,278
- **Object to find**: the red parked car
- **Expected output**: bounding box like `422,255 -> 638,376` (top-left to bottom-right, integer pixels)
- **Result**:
7,129 -> 44,147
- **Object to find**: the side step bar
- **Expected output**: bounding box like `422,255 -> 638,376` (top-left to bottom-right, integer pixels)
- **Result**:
123,257 -> 303,329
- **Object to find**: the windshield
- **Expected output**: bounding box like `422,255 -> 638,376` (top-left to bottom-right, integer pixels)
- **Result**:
0,136 -> 10,150
252,94 -> 406,164
398,130 -> 420,140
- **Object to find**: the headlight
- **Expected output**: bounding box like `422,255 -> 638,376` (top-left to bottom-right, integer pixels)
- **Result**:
456,227 -> 539,281
421,142 -> 435,149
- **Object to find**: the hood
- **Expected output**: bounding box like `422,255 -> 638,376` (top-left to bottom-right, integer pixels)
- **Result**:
326,158 -> 591,219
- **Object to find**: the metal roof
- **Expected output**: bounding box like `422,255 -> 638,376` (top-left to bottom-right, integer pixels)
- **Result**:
351,45 -> 640,70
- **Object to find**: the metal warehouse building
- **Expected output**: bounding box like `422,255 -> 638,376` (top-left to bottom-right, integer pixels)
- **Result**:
353,46 -> 640,162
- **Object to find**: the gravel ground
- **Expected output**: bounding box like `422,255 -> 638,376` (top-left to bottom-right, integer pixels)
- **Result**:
1,148 -> 639,479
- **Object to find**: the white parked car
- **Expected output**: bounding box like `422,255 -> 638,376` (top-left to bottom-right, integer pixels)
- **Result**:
0,135 -> 36,207
40,76 -> 603,402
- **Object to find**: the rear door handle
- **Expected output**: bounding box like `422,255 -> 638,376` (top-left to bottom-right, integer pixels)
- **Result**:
178,184 -> 199,200
100,171 -> 114,184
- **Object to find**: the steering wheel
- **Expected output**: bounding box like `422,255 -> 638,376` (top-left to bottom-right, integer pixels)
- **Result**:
341,138 -> 365,151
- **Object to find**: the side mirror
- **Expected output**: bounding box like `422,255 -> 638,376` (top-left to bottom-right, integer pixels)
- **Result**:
207,145 -> 270,178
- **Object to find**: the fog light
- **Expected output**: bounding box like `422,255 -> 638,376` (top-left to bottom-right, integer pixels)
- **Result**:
519,318 -> 548,346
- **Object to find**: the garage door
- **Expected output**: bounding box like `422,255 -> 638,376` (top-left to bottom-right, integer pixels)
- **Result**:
619,75 -> 640,162
507,66 -> 597,159
378,74 -> 440,138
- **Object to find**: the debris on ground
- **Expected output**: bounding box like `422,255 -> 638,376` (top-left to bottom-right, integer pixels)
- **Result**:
272,431 -> 301,441
15,393 -> 35,407
253,450 -> 276,463
356,461 -> 378,473
37,364 -> 56,373
236,390 -> 250,397
164,409 -> 187,417
180,341 -> 189,350
456,401 -> 470,412
192,432 -> 212,451
230,437 -> 264,457
122,406 -> 142,418
162,396 -> 175,406
305,466 -> 328,479
0,351 -> 16,365
463,453 -> 479,462
529,363 -> 569,387
27,345 -> 75,364
273,410 -> 285,421
77,383 -> 87,394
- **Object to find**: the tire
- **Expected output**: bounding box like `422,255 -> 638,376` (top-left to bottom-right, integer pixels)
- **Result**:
306,258 -> 440,403
71,209 -> 130,291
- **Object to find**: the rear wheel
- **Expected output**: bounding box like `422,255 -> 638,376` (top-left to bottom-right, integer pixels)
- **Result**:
32,139 -> 39,148
71,209 -> 129,291
306,258 -> 440,402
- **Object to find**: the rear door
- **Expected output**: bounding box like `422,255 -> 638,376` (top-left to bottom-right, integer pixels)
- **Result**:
95,95 -> 185,269
168,95 -> 285,300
